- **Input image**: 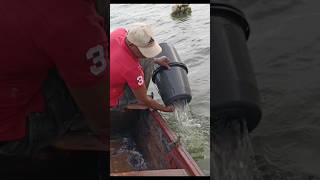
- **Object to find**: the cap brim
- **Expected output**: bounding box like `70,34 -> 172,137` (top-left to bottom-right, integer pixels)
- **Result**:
138,41 -> 162,58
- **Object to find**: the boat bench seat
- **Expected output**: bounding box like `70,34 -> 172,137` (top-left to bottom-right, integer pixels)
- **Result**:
111,169 -> 188,176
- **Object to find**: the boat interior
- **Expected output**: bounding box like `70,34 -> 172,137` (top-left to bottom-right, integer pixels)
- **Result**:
110,109 -> 191,176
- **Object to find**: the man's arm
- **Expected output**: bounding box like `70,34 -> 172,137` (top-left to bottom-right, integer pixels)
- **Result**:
131,85 -> 173,112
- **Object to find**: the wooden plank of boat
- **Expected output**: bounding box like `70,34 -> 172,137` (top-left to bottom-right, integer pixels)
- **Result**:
111,169 -> 188,176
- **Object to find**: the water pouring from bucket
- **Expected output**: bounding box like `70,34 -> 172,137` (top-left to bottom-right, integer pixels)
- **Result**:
152,43 -> 204,158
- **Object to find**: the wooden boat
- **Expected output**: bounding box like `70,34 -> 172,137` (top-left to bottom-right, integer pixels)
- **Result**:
110,108 -> 204,176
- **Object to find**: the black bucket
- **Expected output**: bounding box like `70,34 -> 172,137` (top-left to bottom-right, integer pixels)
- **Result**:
212,3 -> 262,132
152,43 -> 192,106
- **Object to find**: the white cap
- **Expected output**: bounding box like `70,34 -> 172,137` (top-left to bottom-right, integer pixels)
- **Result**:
127,22 -> 162,58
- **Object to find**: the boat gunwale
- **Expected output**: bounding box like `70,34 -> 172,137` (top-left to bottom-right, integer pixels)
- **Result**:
149,110 -> 204,176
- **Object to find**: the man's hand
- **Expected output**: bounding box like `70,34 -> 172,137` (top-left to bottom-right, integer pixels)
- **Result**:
162,105 -> 175,112
154,56 -> 171,69
132,85 -> 175,113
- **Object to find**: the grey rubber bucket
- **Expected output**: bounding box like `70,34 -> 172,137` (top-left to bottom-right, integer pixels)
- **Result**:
212,3 -> 262,132
152,43 -> 192,106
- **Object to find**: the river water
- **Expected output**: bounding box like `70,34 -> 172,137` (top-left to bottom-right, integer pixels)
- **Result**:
110,4 -> 210,175
213,0 -> 320,179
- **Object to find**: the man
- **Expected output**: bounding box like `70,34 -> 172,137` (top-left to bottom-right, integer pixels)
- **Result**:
110,23 -> 174,112
0,0 -> 107,157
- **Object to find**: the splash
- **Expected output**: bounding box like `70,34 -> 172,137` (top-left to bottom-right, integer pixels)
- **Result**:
171,100 -> 205,160
212,119 -> 262,180
115,137 -> 147,171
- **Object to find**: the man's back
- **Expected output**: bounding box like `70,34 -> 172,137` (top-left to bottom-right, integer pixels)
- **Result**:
110,28 -> 145,107
0,0 -> 107,141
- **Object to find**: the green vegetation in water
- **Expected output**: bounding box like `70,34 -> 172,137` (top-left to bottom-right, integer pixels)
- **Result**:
171,4 -> 192,19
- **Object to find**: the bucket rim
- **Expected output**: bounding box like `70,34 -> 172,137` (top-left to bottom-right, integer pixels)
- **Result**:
152,62 -> 188,83
213,101 -> 262,132
163,94 -> 192,106
211,3 -> 250,40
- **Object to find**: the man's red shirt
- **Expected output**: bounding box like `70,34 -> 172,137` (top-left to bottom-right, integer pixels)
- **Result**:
110,28 -> 145,107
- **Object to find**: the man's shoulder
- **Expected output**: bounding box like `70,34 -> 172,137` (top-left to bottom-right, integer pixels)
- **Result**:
110,28 -> 131,61
111,52 -> 140,74
110,27 -> 126,47
111,28 -> 127,38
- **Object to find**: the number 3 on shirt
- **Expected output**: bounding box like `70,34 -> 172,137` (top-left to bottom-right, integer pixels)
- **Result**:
137,76 -> 144,86
86,45 -> 107,76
